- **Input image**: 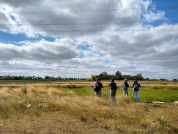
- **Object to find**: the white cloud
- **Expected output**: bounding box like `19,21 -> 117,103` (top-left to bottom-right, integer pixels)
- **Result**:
143,11 -> 166,22
0,0 -> 150,37
0,38 -> 78,62
0,0 -> 178,79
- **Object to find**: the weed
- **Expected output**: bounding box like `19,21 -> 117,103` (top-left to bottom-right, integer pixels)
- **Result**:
38,103 -> 48,110
156,116 -> 170,127
152,116 -> 171,129
22,88 -> 27,95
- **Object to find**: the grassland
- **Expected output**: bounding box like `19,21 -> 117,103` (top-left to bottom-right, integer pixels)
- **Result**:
0,80 -> 178,133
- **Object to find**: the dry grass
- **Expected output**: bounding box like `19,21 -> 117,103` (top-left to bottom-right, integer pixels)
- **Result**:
0,80 -> 178,90
0,85 -> 178,133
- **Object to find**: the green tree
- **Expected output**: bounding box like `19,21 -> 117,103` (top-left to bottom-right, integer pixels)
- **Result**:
135,73 -> 144,80
101,71 -> 107,76
173,79 -> 177,82
159,78 -> 168,81
115,71 -> 122,80
115,71 -> 122,77
91,75 -> 97,81
145,78 -> 150,81
45,76 -> 50,79
99,71 -> 108,80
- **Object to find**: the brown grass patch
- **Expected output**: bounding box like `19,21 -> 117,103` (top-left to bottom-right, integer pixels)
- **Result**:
0,82 -> 177,133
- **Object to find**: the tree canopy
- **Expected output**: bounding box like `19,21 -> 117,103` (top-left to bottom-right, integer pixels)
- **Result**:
96,71 -> 144,80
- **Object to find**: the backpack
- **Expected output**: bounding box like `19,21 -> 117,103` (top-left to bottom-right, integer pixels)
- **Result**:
133,83 -> 139,91
94,83 -> 99,92
111,82 -> 117,91
121,83 -> 127,90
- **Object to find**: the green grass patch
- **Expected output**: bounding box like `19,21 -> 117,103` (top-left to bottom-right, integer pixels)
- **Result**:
117,89 -> 178,102
59,88 -> 178,102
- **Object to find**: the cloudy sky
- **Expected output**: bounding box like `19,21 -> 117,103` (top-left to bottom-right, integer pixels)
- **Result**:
0,0 -> 178,79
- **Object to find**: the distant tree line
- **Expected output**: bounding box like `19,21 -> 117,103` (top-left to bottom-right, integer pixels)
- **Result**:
0,73 -> 177,81
0,75 -> 85,80
87,71 -> 144,81
86,71 -> 178,81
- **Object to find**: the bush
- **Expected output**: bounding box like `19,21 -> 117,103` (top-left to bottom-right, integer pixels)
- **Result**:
22,88 -> 27,95
173,79 -> 177,82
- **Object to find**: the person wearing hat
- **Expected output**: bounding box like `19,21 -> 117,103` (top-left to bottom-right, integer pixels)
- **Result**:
94,77 -> 103,97
108,78 -> 117,102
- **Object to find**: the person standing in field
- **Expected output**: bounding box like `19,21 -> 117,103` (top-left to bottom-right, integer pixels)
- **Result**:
132,79 -> 141,102
122,78 -> 129,98
94,77 -> 102,97
108,78 -> 117,102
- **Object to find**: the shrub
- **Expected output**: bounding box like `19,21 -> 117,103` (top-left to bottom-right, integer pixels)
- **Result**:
22,88 -> 27,95
173,79 -> 177,82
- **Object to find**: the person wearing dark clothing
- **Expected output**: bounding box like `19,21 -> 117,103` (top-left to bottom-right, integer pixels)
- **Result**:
123,78 -> 129,98
132,80 -> 141,102
109,78 -> 117,102
94,77 -> 102,97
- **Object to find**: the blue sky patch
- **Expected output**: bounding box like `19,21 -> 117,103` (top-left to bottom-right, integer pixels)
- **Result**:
141,0 -> 178,27
93,52 -> 106,56
77,44 -> 92,50
78,53 -> 85,58
0,31 -> 55,45
10,15 -> 16,22
104,60 -> 115,64
35,64 -> 42,67
135,65 -> 144,70
152,0 -> 178,21
174,36 -> 178,41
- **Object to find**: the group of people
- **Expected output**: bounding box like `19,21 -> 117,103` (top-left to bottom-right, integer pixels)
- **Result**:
94,78 -> 141,102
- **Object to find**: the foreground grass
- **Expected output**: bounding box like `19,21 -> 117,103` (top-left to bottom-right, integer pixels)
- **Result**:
0,85 -> 178,133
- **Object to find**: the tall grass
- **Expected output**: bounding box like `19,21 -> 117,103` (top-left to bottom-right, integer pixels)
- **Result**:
0,85 -> 177,133
1,80 -> 178,90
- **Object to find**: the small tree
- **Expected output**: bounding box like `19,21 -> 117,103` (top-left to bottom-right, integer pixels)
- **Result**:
45,76 -> 50,79
173,79 -> 177,82
99,71 -> 108,80
115,71 -> 122,77
101,72 -> 107,76
91,75 -> 97,81
145,78 -> 150,81
115,71 -> 122,80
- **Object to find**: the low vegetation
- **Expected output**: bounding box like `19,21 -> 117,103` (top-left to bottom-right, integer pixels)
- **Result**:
1,80 -> 178,89
0,81 -> 178,133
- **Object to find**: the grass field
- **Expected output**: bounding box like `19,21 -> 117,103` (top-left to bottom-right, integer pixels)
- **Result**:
0,80 -> 178,133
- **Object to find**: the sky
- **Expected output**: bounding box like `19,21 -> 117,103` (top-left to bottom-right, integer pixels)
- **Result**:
0,0 -> 178,79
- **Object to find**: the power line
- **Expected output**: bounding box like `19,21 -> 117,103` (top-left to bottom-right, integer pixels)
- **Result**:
4,29 -> 176,33
0,0 -> 178,13
0,6 -> 178,15
0,0 -> 72,3
0,21 -> 178,26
